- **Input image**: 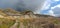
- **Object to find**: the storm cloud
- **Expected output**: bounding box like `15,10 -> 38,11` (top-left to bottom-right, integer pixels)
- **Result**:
0,0 -> 46,14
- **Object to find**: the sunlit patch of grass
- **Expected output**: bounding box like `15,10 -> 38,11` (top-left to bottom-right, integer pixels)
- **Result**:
0,18 -> 16,28
23,19 -> 28,26
54,19 -> 60,24
22,19 -> 33,26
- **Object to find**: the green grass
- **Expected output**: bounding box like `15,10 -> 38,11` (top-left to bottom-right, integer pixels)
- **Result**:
54,19 -> 60,24
0,18 -> 16,28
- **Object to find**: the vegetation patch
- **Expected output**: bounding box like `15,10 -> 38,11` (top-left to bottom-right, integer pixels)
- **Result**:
0,18 -> 16,28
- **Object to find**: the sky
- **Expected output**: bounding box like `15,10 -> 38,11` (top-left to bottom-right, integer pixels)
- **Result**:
0,0 -> 60,17
51,0 -> 60,17
40,0 -> 60,17
0,0 -> 45,11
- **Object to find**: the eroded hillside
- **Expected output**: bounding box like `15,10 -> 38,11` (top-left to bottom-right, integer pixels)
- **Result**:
0,8 -> 60,28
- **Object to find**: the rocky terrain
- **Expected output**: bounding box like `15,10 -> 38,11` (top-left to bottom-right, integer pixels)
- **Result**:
0,8 -> 60,28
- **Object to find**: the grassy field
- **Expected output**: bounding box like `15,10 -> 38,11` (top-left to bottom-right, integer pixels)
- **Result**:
0,18 -> 60,28
0,18 -> 16,28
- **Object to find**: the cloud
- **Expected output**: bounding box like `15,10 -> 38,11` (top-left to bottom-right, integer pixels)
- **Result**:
16,0 -> 46,12
40,0 -> 51,10
0,0 -> 52,15
48,10 -> 55,16
0,0 -> 19,9
39,0 -> 51,15
0,0 -> 47,13
51,0 -> 60,3
53,0 -> 60,2
51,4 -> 60,17
51,4 -> 60,9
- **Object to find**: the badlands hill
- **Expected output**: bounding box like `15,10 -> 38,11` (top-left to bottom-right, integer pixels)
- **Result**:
0,8 -> 60,28
0,8 -> 55,19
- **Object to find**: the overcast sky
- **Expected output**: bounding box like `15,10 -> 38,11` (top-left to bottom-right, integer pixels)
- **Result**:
0,0 -> 60,17
0,0 -> 46,11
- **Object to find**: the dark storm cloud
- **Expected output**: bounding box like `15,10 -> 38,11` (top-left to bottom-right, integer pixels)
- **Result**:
16,0 -> 46,12
0,0 -> 46,13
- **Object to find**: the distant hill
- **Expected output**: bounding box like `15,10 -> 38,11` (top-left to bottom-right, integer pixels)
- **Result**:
0,8 -> 58,19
